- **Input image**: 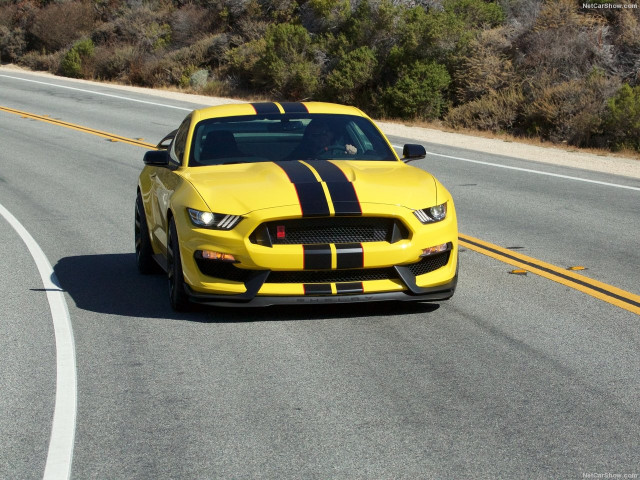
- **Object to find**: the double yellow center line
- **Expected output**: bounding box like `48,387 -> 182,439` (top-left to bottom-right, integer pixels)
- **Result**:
3,105 -> 639,315
0,106 -> 156,149
459,234 -> 640,315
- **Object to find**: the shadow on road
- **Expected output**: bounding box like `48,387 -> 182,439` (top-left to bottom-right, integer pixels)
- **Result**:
53,253 -> 440,321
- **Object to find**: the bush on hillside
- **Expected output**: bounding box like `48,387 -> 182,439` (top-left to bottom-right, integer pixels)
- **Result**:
521,70 -> 619,146
29,1 -> 95,52
604,83 -> 640,151
254,23 -> 321,99
0,25 -> 26,62
324,46 -> 377,105
60,38 -> 95,78
445,86 -> 524,132
383,60 -> 451,119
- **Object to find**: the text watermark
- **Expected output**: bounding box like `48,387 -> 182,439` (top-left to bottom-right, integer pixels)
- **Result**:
583,3 -> 638,7
582,473 -> 639,479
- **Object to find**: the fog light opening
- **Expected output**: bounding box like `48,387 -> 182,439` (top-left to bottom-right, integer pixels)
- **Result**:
420,243 -> 451,257
200,250 -> 237,262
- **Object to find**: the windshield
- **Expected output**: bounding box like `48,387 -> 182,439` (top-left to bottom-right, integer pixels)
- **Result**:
188,114 -> 397,166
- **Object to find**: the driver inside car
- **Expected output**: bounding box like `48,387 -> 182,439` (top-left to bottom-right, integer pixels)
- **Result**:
287,120 -> 357,160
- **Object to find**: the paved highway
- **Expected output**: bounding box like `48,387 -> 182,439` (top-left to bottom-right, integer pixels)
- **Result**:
1,68 -> 638,479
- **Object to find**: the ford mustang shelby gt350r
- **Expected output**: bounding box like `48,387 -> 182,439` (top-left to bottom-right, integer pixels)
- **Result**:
135,102 -> 458,311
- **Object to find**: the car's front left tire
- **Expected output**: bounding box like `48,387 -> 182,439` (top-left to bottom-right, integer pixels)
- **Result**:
135,192 -> 160,274
167,216 -> 190,311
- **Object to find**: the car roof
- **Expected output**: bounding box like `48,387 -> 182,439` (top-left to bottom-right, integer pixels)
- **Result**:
191,102 -> 370,123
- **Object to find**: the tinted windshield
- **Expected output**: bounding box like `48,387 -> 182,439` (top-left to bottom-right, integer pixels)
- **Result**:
189,114 -> 396,166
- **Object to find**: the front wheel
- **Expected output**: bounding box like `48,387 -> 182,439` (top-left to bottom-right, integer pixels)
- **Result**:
135,193 -> 160,274
167,217 -> 190,311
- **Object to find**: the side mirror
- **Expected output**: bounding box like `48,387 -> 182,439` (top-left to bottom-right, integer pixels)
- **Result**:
156,129 -> 177,150
143,150 -> 170,166
402,144 -> 426,162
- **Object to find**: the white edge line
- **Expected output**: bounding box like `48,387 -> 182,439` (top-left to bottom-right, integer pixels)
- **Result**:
391,144 -> 640,192
0,73 -> 192,111
0,203 -> 76,480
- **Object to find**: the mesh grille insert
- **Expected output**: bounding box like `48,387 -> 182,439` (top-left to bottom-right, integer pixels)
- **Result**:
408,251 -> 450,276
251,217 -> 405,245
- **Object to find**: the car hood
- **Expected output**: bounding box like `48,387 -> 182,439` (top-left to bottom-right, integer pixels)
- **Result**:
181,160 -> 439,215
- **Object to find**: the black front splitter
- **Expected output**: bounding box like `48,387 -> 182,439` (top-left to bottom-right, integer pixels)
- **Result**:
184,281 -> 456,308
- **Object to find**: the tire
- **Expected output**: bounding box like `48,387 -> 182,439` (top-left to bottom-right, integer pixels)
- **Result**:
167,217 -> 190,311
135,193 -> 160,274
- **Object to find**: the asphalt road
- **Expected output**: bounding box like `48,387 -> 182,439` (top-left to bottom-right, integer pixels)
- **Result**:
1,69 -> 639,479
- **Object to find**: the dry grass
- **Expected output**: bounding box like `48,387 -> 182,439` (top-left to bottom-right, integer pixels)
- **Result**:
382,116 -> 640,161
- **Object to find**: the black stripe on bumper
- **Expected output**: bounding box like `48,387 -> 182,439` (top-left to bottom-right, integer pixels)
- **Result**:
303,283 -> 333,295
303,244 -> 332,270
336,282 -> 364,294
336,243 -> 364,269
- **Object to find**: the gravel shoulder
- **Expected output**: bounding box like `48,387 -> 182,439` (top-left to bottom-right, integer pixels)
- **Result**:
2,64 -> 639,180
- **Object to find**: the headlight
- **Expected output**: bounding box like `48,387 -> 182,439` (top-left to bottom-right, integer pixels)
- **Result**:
413,202 -> 447,224
187,208 -> 242,230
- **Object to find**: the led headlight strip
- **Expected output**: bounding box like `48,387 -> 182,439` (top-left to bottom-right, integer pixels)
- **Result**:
188,208 -> 242,230
414,203 -> 447,224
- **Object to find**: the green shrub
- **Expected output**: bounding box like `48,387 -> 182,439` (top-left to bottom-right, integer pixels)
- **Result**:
604,83 -> 640,151
383,61 -> 451,119
255,23 -> 321,99
60,38 -> 95,78
443,0 -> 505,28
324,46 -> 377,105
225,38 -> 267,88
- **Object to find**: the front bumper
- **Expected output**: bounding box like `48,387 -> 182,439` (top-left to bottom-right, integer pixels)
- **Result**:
173,202 -> 459,307
184,274 -> 457,307
182,264 -> 458,307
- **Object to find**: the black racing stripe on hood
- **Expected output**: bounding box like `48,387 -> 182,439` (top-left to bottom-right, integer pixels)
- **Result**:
274,161 -> 331,217
251,102 -> 280,114
306,161 -> 362,216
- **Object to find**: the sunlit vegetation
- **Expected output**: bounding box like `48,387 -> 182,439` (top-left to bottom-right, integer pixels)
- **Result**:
1,0 -> 639,152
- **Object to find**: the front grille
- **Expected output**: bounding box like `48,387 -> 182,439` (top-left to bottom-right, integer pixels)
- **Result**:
407,251 -> 450,276
266,267 -> 398,284
250,217 -> 408,245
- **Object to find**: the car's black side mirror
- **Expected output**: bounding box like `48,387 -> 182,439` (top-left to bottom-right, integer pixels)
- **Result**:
143,150 -> 170,166
156,129 -> 177,150
402,144 -> 426,162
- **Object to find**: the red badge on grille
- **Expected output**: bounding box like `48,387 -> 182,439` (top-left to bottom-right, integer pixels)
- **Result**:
277,225 -> 286,239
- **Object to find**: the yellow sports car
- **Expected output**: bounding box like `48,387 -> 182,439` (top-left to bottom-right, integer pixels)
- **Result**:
135,102 -> 458,311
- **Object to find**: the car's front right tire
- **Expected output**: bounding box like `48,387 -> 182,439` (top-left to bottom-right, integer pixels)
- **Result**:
167,216 -> 190,312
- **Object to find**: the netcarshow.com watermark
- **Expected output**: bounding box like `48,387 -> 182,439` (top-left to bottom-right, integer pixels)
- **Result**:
583,2 -> 637,7
582,473 -> 639,479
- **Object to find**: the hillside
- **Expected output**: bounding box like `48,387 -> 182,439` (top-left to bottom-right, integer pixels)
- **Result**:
2,0 -> 640,154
